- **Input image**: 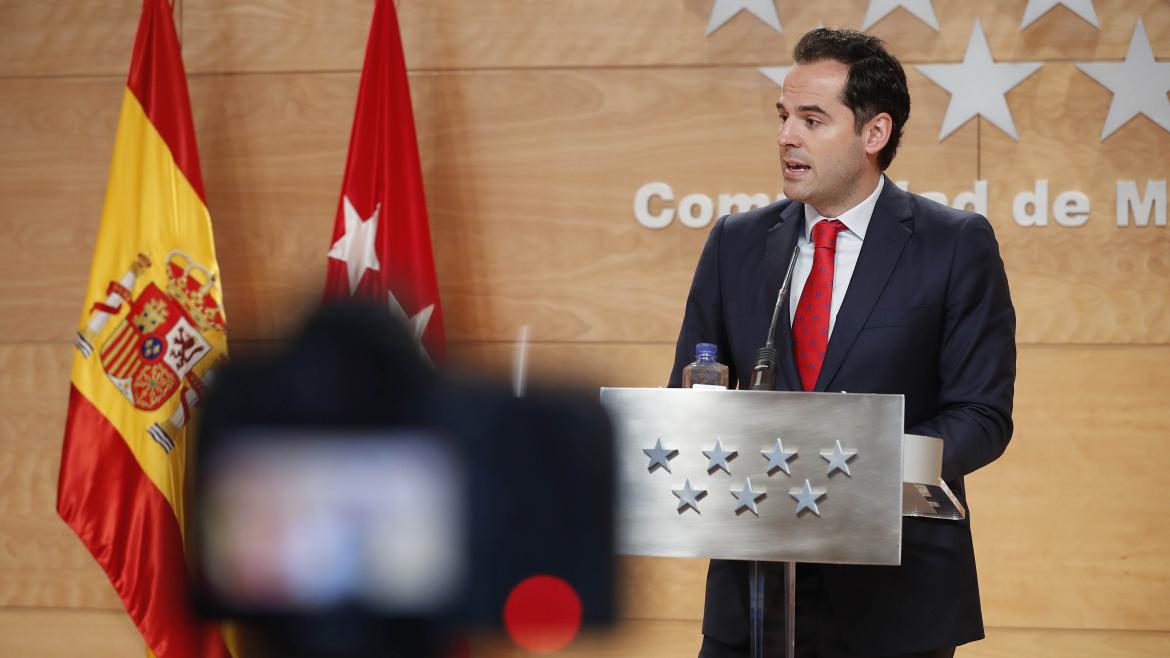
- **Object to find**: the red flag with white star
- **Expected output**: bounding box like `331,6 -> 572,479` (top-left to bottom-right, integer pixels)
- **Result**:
324,0 -> 446,362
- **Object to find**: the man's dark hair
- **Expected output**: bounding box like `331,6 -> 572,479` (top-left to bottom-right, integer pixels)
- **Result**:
793,28 -> 910,170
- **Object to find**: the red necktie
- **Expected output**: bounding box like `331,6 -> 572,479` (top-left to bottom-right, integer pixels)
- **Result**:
792,219 -> 847,391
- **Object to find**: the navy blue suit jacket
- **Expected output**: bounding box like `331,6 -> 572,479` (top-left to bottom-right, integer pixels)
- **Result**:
668,179 -> 1016,654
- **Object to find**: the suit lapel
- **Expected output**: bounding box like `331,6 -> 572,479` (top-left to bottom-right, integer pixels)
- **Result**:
815,179 -> 914,392
761,200 -> 804,391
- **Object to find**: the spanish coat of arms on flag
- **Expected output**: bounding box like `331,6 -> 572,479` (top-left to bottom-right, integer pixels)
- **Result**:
57,1 -> 234,656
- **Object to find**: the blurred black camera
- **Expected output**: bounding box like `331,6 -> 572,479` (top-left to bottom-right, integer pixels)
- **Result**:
189,303 -> 615,657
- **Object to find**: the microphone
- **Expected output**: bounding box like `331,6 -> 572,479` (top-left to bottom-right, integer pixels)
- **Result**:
749,244 -> 801,391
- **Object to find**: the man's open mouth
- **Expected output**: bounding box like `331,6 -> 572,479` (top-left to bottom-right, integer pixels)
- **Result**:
784,160 -> 810,174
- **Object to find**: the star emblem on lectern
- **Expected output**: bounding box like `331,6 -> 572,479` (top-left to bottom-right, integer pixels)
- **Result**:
642,438 -> 678,473
673,479 -> 707,514
789,479 -> 826,517
703,438 -> 737,474
762,438 -> 798,476
820,440 -> 857,477
731,478 -> 766,516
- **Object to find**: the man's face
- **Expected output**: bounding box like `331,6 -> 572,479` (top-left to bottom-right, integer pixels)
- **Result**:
776,59 -> 871,217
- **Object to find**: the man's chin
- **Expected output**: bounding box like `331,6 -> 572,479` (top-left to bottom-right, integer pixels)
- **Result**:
781,180 -> 810,203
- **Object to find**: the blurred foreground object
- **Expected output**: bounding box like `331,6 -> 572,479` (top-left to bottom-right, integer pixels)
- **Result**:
191,303 -> 615,657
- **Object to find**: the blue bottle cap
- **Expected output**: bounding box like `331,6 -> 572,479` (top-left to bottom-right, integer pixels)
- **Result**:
696,342 -> 718,359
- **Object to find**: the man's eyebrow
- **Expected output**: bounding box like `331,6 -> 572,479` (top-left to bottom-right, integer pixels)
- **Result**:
774,101 -> 828,115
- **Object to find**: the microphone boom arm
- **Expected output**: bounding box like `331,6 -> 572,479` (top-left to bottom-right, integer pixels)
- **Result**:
749,243 -> 801,391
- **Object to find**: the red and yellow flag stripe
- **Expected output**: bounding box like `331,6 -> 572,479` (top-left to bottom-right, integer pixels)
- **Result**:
57,1 -> 231,656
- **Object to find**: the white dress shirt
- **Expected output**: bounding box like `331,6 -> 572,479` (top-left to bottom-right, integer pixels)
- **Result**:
788,177 -> 885,337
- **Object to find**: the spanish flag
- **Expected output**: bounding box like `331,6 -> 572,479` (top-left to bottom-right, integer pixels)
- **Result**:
57,1 -> 231,656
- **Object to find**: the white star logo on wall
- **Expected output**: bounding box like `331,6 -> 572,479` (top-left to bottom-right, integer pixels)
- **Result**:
1021,0 -> 1099,30
916,20 -> 1043,140
758,66 -> 788,87
1077,18 -> 1170,141
705,0 -> 782,36
861,0 -> 940,32
328,196 -> 381,294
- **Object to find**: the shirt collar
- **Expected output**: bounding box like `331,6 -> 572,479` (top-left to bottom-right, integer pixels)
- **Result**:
802,176 -> 885,242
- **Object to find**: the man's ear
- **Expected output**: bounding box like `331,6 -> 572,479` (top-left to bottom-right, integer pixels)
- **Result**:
864,112 -> 893,156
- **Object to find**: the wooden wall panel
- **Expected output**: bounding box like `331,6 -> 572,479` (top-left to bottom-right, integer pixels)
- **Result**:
184,0 -> 772,73
19,62 -> 1163,346
971,346 -> 1170,631
0,0 -> 140,77
471,620 -> 703,658
5,0 -> 1170,653
0,65 -> 961,344
999,231 -> 1170,344
615,556 -> 707,622
447,342 -> 675,389
1,612 -> 1168,658
0,608 -> 141,657
0,345 -> 122,610
980,0 -> 1170,61
469,623 -> 1170,658
181,0 -> 371,74
982,64 -> 1170,344
967,627 -> 1170,658
210,66 -> 967,345
178,1 -> 1170,74
0,76 -> 122,344
401,66 -> 778,345
188,71 -> 354,341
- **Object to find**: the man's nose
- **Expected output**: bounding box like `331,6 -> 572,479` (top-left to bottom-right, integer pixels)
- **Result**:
778,119 -> 799,148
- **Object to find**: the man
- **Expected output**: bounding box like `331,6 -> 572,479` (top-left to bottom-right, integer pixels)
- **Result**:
668,28 -> 1016,658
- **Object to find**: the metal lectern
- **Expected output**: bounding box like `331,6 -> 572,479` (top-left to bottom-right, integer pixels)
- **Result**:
600,387 -> 961,658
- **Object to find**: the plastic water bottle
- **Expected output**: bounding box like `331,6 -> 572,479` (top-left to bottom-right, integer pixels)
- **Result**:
683,343 -> 729,389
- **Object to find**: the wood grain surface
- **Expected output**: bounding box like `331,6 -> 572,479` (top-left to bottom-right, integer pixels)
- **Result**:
0,76 -> 123,344
966,627 -> 1170,658
0,608 -> 141,657
2,1 -> 1166,77
0,344 -> 124,610
0,0 -> 140,77
981,64 -> 1170,343
469,623 -> 1170,658
177,1 -> 1170,74
2,611 -> 1168,658
971,345 -> 1170,631
6,64 -> 1164,344
1,66 -> 980,344
4,0 -> 1169,653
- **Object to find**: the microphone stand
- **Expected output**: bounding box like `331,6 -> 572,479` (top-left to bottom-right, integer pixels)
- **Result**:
748,242 -> 801,658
